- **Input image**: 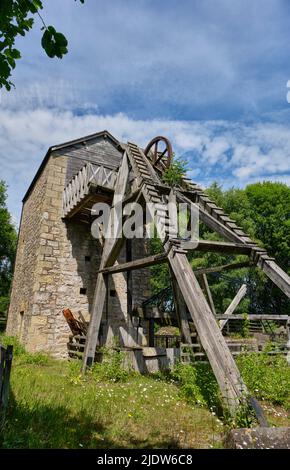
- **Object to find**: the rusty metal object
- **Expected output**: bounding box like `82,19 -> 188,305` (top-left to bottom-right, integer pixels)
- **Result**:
63,308 -> 86,336
144,136 -> 173,172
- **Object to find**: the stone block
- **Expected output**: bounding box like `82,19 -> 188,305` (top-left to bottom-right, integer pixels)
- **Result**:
225,427 -> 290,449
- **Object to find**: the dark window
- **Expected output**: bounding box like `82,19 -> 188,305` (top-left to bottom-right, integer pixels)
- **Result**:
80,288 -> 87,295
85,256 -> 91,262
110,289 -> 116,297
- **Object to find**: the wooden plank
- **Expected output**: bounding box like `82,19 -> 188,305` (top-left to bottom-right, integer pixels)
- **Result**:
216,314 -> 289,321
82,152 -> 130,372
178,189 -> 290,301
168,249 -> 247,413
1,345 -> 13,412
220,284 -> 247,330
200,274 -> 216,315
175,239 -> 252,255
99,252 -> 168,274
170,270 -> 192,345
258,259 -> 290,300
248,396 -> 269,427
126,239 -> 133,318
193,261 -> 250,276
176,191 -> 247,244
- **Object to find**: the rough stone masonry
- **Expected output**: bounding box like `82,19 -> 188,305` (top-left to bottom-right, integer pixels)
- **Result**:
6,131 -> 150,358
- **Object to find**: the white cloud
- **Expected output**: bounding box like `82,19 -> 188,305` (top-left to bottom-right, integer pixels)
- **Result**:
0,107 -> 289,225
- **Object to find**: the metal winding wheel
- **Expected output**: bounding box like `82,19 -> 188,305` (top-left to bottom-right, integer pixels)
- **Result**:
144,136 -> 173,173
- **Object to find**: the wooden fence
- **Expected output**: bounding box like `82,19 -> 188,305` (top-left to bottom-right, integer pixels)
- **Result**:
0,344 -> 13,429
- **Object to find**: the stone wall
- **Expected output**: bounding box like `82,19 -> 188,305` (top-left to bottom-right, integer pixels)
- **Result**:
7,138 -> 151,358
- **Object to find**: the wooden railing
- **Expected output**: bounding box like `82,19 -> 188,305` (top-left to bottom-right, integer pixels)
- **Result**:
62,162 -> 118,218
0,344 -> 13,429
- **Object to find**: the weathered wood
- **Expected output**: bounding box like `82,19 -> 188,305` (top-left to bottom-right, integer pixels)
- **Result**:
176,190 -> 248,244
199,274 -> 216,315
0,344 -> 13,428
173,239 -> 252,255
148,318 -> 155,347
82,152 -> 130,372
170,270 -> 192,345
216,314 -> 289,321
220,284 -> 247,330
168,249 -> 247,413
99,252 -> 168,275
126,239 -> 133,318
248,396 -> 268,427
258,258 -> 290,300
193,261 -> 250,276
77,311 -> 88,334
63,162 -> 117,218
177,189 -> 290,302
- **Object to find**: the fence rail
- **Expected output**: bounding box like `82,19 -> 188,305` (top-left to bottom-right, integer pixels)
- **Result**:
0,344 -> 13,429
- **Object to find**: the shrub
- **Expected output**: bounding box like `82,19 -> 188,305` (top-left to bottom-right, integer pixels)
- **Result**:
0,334 -> 50,365
172,362 -> 221,410
237,352 -> 290,409
90,348 -> 132,383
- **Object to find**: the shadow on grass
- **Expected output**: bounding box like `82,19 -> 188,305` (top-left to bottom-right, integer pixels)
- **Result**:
1,392 -> 181,449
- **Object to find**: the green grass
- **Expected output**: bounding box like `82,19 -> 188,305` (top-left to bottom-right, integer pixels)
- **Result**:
0,336 -> 223,449
1,334 -> 289,448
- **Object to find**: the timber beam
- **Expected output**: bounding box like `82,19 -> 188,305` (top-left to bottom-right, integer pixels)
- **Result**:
216,314 -> 289,321
99,252 -> 168,275
170,239 -> 253,255
167,247 -> 247,412
193,261 -> 251,276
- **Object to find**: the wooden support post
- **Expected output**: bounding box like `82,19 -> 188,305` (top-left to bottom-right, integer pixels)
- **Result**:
176,191 -> 247,244
148,318 -> 155,347
174,239 -> 252,255
99,252 -> 168,275
168,248 -> 247,413
193,261 -> 250,277
82,153 -> 130,372
258,258 -> 290,300
199,274 -> 216,315
170,270 -> 192,345
126,239 -> 133,318
220,284 -> 247,330
286,320 -> 290,366
0,344 -> 13,429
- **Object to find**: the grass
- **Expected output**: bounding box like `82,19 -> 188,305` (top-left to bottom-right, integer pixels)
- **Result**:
1,334 -> 289,448
0,336 -> 223,449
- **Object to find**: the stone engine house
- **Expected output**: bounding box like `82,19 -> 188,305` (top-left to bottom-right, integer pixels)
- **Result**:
7,131 -> 150,358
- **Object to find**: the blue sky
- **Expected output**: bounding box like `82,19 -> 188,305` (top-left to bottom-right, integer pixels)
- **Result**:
1,0 -> 290,223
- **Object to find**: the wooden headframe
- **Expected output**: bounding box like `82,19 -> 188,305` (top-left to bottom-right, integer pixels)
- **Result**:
81,137 -> 290,415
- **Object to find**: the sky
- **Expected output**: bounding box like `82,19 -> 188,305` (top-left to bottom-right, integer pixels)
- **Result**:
1,0 -> 290,224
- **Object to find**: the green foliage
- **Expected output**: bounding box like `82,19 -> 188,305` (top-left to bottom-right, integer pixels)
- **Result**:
41,26 -> 68,59
0,181 -> 17,322
1,348 -> 223,448
172,362 -> 221,409
0,334 -> 50,365
196,181 -> 290,315
0,0 -> 84,90
162,157 -> 187,187
90,348 -> 132,383
241,312 -> 250,338
237,352 -> 290,409
149,236 -> 169,293
172,352 -> 290,427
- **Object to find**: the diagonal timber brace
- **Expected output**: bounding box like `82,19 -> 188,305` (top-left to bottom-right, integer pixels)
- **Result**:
167,247 -> 247,412
175,189 -> 290,301
82,152 -> 130,371
82,139 -> 289,418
